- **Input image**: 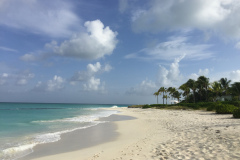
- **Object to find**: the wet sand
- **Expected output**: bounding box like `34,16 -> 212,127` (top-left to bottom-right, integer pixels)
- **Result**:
23,107 -> 240,160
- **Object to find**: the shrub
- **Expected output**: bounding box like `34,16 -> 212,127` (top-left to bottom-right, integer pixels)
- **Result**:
206,103 -> 218,111
207,105 -> 216,111
233,108 -> 240,118
142,104 -> 152,109
178,103 -> 200,110
216,104 -> 237,114
221,101 -> 240,107
188,104 -> 200,109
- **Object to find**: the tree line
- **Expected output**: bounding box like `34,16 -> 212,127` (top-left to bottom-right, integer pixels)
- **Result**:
154,76 -> 240,104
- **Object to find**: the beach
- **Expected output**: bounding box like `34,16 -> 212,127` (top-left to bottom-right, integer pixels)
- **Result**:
22,107 -> 240,160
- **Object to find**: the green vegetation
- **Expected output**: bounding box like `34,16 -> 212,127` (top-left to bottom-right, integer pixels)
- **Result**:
150,76 -> 240,118
129,76 -> 240,118
215,104 -> 237,114
233,108 -> 240,118
142,104 -> 152,109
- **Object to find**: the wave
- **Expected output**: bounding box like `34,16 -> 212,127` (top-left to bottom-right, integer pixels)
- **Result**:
111,105 -> 118,108
0,107 -> 65,111
0,109 -> 118,160
32,115 -> 98,123
0,122 -> 101,160
32,110 -> 118,124
0,143 -> 36,160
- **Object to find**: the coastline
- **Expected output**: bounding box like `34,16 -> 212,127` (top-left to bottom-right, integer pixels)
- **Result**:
22,107 -> 240,160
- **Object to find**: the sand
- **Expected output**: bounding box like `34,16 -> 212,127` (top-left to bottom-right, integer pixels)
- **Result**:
28,107 -> 240,160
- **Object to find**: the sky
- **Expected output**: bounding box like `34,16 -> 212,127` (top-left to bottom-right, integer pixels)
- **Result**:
0,0 -> 240,104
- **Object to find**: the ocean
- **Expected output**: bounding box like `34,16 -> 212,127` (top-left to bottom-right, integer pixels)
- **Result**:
0,103 -> 126,160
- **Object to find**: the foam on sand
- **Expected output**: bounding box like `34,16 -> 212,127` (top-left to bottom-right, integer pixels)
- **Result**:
23,108 -> 240,160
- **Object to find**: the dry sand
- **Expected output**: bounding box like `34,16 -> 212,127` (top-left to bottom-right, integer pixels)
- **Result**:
30,108 -> 240,160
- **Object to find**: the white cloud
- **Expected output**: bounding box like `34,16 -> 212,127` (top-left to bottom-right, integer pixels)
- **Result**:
235,42 -> 240,49
16,72 -> 35,85
47,75 -> 65,91
33,75 -> 65,92
229,70 -> 240,82
126,79 -> 157,96
189,73 -> 199,80
132,0 -> 240,39
198,68 -> 209,76
189,68 -> 210,80
125,36 -> 213,61
0,71 -> 34,86
103,64 -> 113,72
119,0 -> 129,13
0,46 -> 18,52
0,73 -> 9,85
20,53 -> 38,62
21,20 -> 118,61
83,77 -> 102,91
55,20 -> 118,59
157,55 -> 184,87
127,55 -> 184,96
0,0 -> 80,37
87,62 -> 102,73
70,62 -> 112,92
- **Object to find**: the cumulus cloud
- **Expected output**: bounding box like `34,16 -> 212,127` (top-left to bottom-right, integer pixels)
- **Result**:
132,0 -> 240,39
0,0 -> 80,37
0,73 -> 9,85
126,79 -> 157,96
54,20 -> 118,59
33,75 -> 65,92
70,62 -> 112,91
0,71 -> 34,86
125,36 -> 213,61
16,71 -> 35,85
157,55 -> 184,87
83,77 -> 104,91
189,68 -> 210,80
21,19 -> 118,61
198,68 -> 209,76
229,70 -> 240,82
127,55 -> 184,96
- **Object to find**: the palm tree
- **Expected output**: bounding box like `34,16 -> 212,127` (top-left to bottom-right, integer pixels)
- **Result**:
168,87 -> 177,104
179,83 -> 190,102
186,79 -> 197,103
231,82 -> 240,100
163,95 -> 170,105
210,81 -> 223,101
153,92 -> 160,104
219,78 -> 231,95
173,91 -> 181,103
158,87 -> 167,104
197,76 -> 210,101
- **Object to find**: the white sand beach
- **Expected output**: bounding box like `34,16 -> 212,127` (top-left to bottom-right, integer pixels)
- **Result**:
28,107 -> 240,160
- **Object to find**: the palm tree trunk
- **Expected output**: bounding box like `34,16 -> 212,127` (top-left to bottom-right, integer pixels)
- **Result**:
162,93 -> 164,104
193,90 -> 196,103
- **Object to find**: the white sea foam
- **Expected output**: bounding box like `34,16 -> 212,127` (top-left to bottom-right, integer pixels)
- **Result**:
1,143 -> 36,160
111,105 -> 118,108
32,110 -> 118,124
1,109 -> 118,160
0,123 -> 100,160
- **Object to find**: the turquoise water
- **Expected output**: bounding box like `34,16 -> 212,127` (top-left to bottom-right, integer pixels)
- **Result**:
0,103 -> 126,160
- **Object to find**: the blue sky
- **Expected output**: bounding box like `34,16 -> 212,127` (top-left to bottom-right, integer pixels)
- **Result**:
1,0 -> 240,104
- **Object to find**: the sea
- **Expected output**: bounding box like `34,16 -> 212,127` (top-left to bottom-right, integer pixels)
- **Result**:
0,103 -> 127,160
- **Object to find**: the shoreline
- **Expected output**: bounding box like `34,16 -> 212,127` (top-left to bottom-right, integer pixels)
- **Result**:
19,113 -> 135,160
21,108 -> 240,160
